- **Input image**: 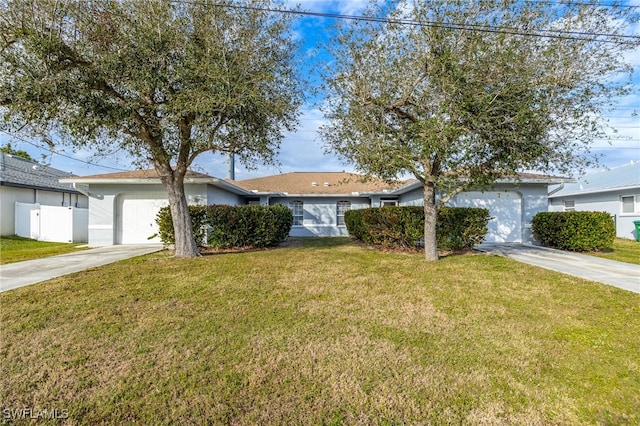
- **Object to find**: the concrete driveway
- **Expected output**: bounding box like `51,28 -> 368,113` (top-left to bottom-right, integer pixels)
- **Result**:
478,243 -> 640,294
0,245 -> 164,293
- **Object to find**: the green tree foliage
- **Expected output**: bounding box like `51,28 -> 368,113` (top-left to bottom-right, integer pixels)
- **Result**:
321,0 -> 638,261
0,143 -> 33,160
0,0 -> 303,258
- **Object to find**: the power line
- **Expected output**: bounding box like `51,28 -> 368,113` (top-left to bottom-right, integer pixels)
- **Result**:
0,130 -> 131,172
177,1 -> 640,45
522,0 -> 640,8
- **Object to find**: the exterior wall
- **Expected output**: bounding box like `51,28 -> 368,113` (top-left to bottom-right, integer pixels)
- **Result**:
33,190 -> 87,207
84,183 -> 211,246
1,186 -> 35,235
550,189 -> 640,240
207,185 -> 243,206
269,196 -> 370,237
0,185 -> 88,236
398,188 -> 424,206
370,193 -> 400,207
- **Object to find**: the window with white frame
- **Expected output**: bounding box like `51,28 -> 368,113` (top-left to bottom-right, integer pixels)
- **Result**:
380,199 -> 398,207
337,201 -> 351,226
621,195 -> 638,214
563,200 -> 575,212
289,200 -> 304,225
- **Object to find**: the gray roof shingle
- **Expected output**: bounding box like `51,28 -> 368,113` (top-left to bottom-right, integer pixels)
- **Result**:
0,152 -> 79,192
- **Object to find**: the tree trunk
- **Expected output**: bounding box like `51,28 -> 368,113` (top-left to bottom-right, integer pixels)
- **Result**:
162,175 -> 200,258
423,181 -> 439,261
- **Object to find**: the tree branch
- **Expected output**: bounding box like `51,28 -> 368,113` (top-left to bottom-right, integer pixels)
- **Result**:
187,116 -> 231,165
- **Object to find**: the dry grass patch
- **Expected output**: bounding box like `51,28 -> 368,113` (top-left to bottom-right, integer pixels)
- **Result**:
1,238 -> 639,425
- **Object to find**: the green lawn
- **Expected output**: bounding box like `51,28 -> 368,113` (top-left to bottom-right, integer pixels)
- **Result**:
1,238 -> 638,424
0,236 -> 88,265
585,237 -> 640,265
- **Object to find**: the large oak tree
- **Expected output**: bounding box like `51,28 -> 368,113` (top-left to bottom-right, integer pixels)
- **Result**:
0,0 -> 303,257
321,0 -> 638,261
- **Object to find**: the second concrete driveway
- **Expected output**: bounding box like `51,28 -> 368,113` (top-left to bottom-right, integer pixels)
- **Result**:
0,245 -> 164,293
478,243 -> 640,294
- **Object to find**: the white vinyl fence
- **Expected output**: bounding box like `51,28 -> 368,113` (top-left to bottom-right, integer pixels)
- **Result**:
15,202 -> 88,243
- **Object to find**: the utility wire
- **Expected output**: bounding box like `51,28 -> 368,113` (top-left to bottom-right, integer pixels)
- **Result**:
0,130 -> 131,172
171,1 -> 640,45
521,0 -> 640,9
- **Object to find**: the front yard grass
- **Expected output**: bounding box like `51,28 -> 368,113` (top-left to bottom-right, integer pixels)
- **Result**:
0,236 -> 87,265
1,238 -> 638,424
585,237 -> 640,265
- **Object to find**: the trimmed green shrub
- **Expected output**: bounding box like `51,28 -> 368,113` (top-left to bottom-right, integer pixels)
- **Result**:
155,205 -> 208,246
353,206 -> 424,248
345,206 -> 490,250
344,208 -> 366,241
532,211 -> 615,251
205,204 -> 293,249
155,204 -> 293,249
437,207 -> 491,251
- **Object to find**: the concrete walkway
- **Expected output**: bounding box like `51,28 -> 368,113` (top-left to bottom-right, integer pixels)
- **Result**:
478,243 -> 640,294
0,245 -> 164,293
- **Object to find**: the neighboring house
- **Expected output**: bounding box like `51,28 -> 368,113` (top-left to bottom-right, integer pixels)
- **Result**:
0,152 -> 88,239
63,169 -> 569,246
548,161 -> 640,240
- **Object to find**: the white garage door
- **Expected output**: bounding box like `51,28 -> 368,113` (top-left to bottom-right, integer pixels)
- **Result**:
118,193 -> 169,244
453,191 -> 522,243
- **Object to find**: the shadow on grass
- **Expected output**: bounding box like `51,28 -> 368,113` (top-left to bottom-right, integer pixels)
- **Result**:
591,247 -> 614,254
194,237 -> 355,257
194,237 -> 478,259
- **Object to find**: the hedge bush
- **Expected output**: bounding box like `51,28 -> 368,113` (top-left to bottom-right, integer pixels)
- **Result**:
155,204 -> 293,249
155,205 -> 208,246
345,206 -> 490,250
345,206 -> 424,248
206,204 -> 293,249
531,211 -> 615,251
437,206 -> 491,250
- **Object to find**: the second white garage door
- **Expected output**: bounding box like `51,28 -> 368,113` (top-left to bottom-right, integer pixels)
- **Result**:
117,193 -> 169,244
452,191 -> 522,243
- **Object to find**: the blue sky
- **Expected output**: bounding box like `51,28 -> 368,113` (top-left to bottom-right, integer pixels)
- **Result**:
1,0 -> 638,179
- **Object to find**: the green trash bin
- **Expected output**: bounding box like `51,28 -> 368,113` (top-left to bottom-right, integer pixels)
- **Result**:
634,221 -> 640,242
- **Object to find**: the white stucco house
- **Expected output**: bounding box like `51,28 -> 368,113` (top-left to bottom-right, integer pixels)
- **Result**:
62,169 -> 569,246
234,172 -> 568,244
548,161 -> 640,240
0,152 -> 88,241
